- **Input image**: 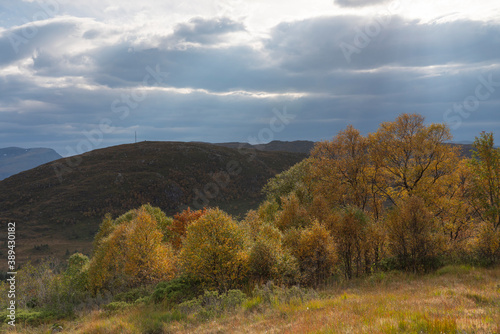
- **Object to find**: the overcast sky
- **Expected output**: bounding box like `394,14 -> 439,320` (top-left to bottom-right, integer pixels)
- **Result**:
1,0 -> 499,156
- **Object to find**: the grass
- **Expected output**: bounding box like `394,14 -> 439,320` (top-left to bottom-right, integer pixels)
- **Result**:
3,265 -> 500,333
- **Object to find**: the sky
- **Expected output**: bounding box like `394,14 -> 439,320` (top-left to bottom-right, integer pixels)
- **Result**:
0,0 -> 499,156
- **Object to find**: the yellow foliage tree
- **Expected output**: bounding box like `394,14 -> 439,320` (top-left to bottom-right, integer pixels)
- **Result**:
310,125 -> 376,212
386,196 -> 443,273
179,208 -> 249,292
328,207 -> 371,279
88,206 -> 176,293
290,221 -> 337,286
369,113 -> 459,204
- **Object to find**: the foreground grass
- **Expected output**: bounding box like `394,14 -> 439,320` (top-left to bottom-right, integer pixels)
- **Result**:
4,265 -> 500,333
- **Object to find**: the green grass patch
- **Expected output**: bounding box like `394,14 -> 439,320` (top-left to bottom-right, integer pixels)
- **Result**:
436,264 -> 473,276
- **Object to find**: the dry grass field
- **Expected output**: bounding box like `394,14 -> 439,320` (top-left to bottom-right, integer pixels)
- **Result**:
5,265 -> 499,334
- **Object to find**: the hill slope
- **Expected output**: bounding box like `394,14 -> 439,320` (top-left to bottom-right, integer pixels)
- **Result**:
0,147 -> 62,180
0,141 -> 306,265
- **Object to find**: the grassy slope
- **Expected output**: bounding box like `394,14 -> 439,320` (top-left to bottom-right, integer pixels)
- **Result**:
0,141 -> 306,268
6,265 -> 499,333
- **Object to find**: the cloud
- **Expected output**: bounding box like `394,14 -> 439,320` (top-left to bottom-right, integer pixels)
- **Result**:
0,10 -> 499,155
265,16 -> 500,72
170,17 -> 246,44
334,0 -> 391,8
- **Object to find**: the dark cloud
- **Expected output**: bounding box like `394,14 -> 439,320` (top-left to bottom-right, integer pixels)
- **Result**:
265,16 -> 500,71
169,17 -> 246,44
0,14 -> 499,155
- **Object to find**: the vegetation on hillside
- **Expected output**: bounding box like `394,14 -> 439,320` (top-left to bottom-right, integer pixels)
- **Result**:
1,114 -> 499,332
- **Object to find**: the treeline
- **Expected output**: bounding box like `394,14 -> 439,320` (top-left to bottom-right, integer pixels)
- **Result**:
1,113 -> 499,322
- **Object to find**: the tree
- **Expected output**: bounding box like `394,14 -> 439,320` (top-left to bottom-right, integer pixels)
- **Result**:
274,193 -> 311,231
469,132 -> 500,230
468,132 -> 500,263
88,205 -> 176,293
169,207 -> 207,250
289,221 -> 337,286
65,253 -> 89,293
386,196 -> 443,273
263,159 -> 311,206
310,125 -> 375,212
431,159 -> 477,257
328,207 -> 370,279
369,113 -> 459,205
180,208 -> 249,292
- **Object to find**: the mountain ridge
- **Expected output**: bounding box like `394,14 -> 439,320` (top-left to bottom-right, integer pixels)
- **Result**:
0,147 -> 62,180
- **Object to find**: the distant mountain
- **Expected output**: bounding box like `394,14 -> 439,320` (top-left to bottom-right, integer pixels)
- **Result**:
215,140 -> 316,154
0,147 -> 62,180
0,141 -> 306,267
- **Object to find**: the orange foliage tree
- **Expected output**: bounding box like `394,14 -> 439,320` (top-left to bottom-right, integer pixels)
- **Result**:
169,207 -> 207,250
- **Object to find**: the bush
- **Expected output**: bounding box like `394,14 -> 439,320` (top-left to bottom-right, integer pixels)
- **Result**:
151,275 -> 202,305
102,301 -> 132,312
177,289 -> 247,320
114,286 -> 152,303
252,282 -> 317,307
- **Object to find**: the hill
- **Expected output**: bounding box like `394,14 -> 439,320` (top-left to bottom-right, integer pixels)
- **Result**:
214,141 -> 476,157
0,141 -> 306,266
214,140 -> 315,154
0,147 -> 62,180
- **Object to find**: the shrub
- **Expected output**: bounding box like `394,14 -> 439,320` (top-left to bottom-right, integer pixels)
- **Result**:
151,275 -> 202,305
102,301 -> 132,312
178,289 -> 247,320
114,286 -> 152,303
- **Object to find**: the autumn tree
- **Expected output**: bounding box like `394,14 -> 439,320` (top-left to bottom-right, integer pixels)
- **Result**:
88,206 -> 176,293
468,132 -> 500,263
328,207 -> 371,279
248,223 -> 299,285
369,113 -> 459,205
431,159 -> 477,257
169,207 -> 207,250
469,132 -> 500,230
274,193 -> 311,231
287,221 -> 337,286
386,196 -> 443,273
179,208 -> 249,292
310,125 -> 376,212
